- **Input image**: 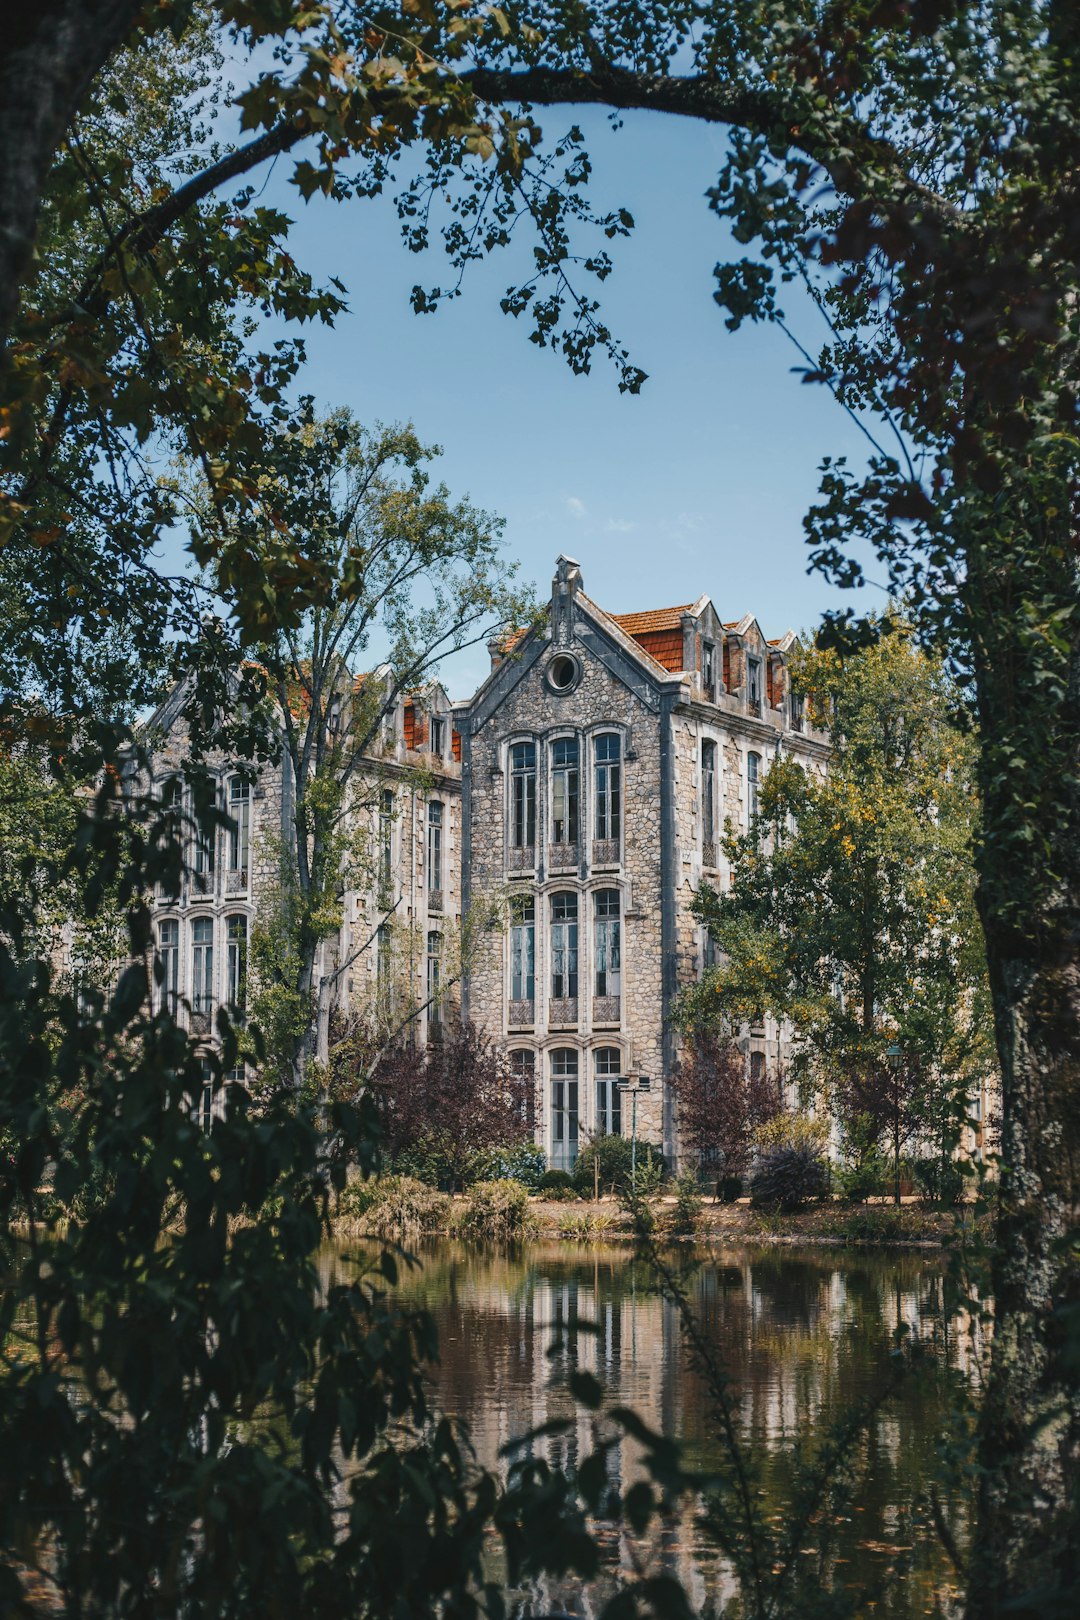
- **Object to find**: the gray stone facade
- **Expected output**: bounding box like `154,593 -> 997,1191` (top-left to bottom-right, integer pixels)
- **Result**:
141,558 -> 827,1160
456,558 -> 829,1169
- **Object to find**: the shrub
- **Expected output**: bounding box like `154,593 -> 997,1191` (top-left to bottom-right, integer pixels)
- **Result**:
753,1112 -> 830,1155
571,1135 -> 666,1196
834,1150 -> 891,1205
750,1145 -> 829,1213
715,1173 -> 744,1204
537,1168 -> 575,1193
913,1155 -> 967,1206
556,1210 -> 619,1240
818,1206 -> 943,1244
466,1141 -> 547,1190
669,1169 -> 703,1235
337,1174 -> 451,1239
457,1178 -> 533,1243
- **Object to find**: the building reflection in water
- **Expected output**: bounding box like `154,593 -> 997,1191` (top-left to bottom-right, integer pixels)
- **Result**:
321,1241 -> 980,1620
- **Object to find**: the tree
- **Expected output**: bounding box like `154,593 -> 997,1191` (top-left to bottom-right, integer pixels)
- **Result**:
8,2 -> 1080,1607
671,1032 -> 779,1188
182,404 -> 534,1091
680,628 -> 990,1204
357,1017 -> 534,1189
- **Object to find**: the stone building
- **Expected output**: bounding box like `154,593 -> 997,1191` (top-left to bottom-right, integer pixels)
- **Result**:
456,556 -> 829,1168
139,555 -> 826,1163
141,674 -> 463,1123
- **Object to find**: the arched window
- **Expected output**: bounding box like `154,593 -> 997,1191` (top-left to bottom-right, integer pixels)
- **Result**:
594,733 -> 621,843
226,915 -> 247,1009
510,894 -> 535,1004
509,741 -> 537,851
551,738 -> 579,847
427,800 -> 443,897
427,930 -> 441,1027
701,740 -> 717,861
509,1049 -> 536,1130
747,752 -> 761,821
191,917 -> 213,1015
550,1049 -> 579,1170
595,1047 -> 623,1137
550,892 -> 578,1000
593,890 -> 621,999
379,788 -> 394,900
156,918 -> 179,1015
227,776 -> 250,873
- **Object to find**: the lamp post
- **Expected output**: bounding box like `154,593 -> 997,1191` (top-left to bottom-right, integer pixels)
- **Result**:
886,1042 -> 903,1207
615,1073 -> 651,1192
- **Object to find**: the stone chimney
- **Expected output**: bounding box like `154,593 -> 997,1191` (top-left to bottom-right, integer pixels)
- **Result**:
551,554 -> 582,646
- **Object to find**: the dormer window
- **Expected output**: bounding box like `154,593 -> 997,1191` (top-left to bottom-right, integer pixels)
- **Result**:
790,690 -> 805,732
430,716 -> 445,756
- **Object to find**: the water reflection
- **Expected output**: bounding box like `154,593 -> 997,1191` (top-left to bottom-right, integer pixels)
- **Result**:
322,1241 -> 978,1618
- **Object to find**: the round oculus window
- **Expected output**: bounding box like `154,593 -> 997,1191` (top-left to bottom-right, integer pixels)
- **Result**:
546,652 -> 581,693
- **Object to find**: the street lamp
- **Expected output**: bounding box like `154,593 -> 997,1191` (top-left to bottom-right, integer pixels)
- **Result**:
615,1073 -> 651,1192
886,1042 -> 903,1208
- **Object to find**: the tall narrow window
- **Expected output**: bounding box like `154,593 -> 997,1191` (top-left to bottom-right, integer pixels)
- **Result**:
550,1049 -> 579,1170
426,931 -> 441,1025
430,716 -> 445,756
594,890 -> 621,998
509,1049 -> 537,1130
747,658 -> 762,714
789,690 -> 805,732
427,801 -> 443,896
159,777 -> 182,899
550,892 -> 578,999
379,789 -> 393,899
191,917 -> 213,1014
702,640 -> 716,701
376,924 -> 391,1011
197,1059 -> 214,1133
227,776 -> 250,872
595,1047 -> 623,1136
747,752 -> 761,821
510,895 -> 535,1002
157,919 -> 179,1015
594,733 -> 621,842
551,738 -> 579,846
226,915 -> 247,1009
509,742 -> 537,850
193,797 -> 215,883
701,739 -> 717,861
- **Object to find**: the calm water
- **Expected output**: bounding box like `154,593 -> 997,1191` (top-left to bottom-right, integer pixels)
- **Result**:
323,1239 -> 980,1619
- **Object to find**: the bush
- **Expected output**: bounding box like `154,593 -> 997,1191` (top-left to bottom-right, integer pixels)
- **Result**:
537,1168 -> 575,1193
751,1145 -> 829,1213
571,1135 -> 666,1196
337,1175 -> 451,1239
466,1141 -> 548,1190
834,1150 -> 891,1205
715,1173 -> 744,1204
456,1179 -> 533,1243
753,1112 -> 830,1155
669,1169 -> 703,1235
913,1155 -> 967,1206
818,1206 -> 943,1244
557,1210 -> 618,1240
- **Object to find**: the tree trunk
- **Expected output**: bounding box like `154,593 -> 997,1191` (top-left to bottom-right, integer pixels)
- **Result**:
0,0 -> 141,349
965,511 -> 1080,1616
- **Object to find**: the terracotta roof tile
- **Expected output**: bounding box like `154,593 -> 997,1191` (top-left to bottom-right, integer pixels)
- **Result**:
611,604 -> 694,636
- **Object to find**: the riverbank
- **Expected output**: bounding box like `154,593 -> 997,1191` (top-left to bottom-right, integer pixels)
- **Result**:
334,1189 -> 977,1248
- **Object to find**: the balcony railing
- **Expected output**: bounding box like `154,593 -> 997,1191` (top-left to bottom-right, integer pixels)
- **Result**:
593,995 -> 620,1025
428,887 -> 444,914
548,842 -> 578,871
702,840 -> 717,869
592,838 -> 620,867
508,844 -> 535,872
509,999 -> 535,1027
549,997 -> 578,1027
224,866 -> 247,895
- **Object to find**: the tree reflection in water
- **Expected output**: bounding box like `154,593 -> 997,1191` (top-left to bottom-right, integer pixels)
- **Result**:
320,1241 -> 978,1619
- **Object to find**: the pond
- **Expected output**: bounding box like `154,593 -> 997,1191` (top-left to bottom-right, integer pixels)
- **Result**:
324,1238 -> 979,1619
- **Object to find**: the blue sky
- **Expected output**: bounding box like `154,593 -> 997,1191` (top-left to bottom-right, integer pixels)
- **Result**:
254,102 -> 877,697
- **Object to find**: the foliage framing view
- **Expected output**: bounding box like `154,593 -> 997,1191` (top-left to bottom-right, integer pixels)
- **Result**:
3,2 -> 1080,1617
